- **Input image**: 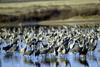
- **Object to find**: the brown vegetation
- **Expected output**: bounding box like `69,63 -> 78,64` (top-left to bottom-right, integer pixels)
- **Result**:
0,4 -> 100,22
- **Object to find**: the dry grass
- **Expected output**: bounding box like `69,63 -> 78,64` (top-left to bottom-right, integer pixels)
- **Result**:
0,0 -> 99,7
0,4 -> 100,22
0,0 -> 100,13
0,0 -> 100,23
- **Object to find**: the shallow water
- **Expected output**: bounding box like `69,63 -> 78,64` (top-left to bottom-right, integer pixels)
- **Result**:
0,51 -> 100,67
0,41 -> 100,67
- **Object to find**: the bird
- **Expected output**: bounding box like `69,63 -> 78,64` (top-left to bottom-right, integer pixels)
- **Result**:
68,38 -> 76,51
34,50 -> 40,56
59,46 -> 67,54
24,45 -> 35,56
14,45 -> 19,52
88,38 -> 98,55
78,43 -> 88,56
3,43 -> 14,52
63,37 -> 70,48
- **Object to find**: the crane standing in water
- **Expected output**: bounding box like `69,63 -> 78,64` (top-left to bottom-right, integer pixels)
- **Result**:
0,25 -> 99,57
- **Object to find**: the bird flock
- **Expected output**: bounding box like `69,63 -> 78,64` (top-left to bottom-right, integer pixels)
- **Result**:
0,25 -> 100,57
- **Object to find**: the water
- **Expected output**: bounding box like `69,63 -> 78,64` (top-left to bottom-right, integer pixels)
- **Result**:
0,40 -> 100,67
0,52 -> 100,67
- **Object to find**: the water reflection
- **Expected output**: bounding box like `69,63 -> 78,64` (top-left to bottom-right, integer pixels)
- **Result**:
0,58 -> 1,67
0,52 -> 100,67
78,56 -> 89,67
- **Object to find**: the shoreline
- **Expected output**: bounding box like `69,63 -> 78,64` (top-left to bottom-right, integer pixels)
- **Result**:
0,19 -> 100,27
